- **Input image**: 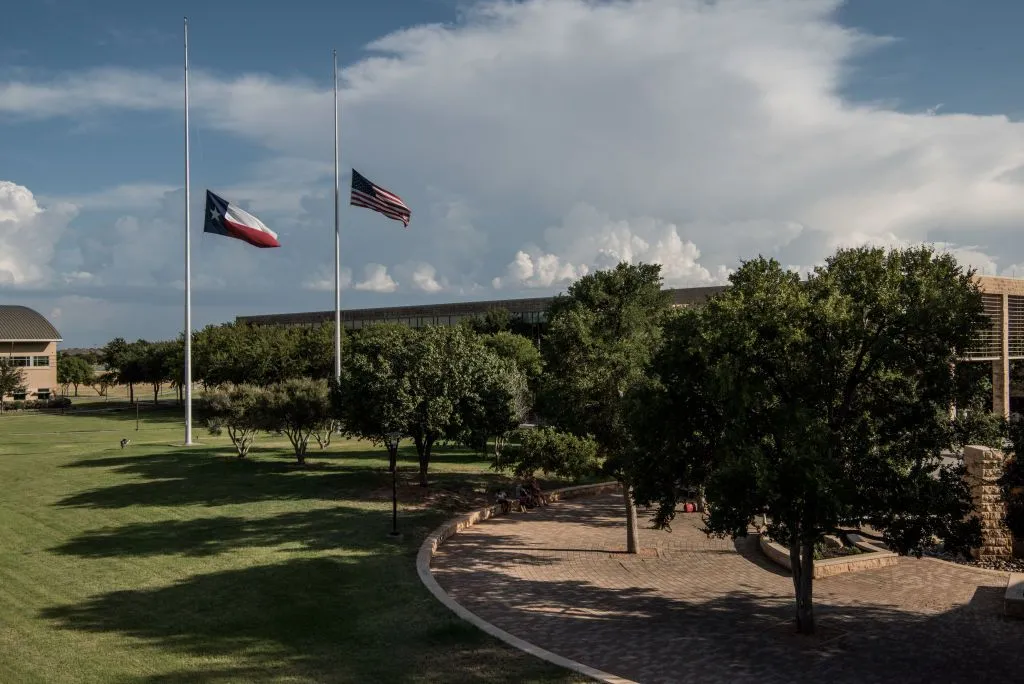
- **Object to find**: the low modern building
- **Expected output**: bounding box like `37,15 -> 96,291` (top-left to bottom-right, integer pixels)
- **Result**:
237,277 -> 1024,416
963,275 -> 1024,417
236,286 -> 729,332
0,305 -> 61,401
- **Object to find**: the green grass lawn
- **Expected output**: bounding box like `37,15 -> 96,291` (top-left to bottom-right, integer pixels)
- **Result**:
0,406 -> 578,683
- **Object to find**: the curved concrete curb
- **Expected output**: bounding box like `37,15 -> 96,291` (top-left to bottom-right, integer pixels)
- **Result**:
416,481 -> 637,684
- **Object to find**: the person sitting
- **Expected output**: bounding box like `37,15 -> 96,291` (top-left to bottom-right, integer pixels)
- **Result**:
516,484 -> 534,510
527,475 -> 547,507
496,491 -> 513,514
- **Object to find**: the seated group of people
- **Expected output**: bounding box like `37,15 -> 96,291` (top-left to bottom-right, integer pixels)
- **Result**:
497,475 -> 547,512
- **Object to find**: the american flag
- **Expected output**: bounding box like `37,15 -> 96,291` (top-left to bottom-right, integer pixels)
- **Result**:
350,169 -> 411,227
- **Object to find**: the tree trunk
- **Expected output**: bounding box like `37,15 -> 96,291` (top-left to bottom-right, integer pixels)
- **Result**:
789,537 -> 816,634
73,383 -> 79,397
417,434 -> 434,487
129,383 -> 134,403
153,384 -> 159,404
624,482 -> 640,554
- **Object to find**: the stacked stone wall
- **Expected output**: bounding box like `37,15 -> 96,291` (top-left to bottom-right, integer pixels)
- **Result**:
963,445 -> 1014,561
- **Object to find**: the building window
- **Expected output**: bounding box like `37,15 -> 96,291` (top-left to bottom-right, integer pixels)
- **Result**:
12,392 -> 26,401
36,388 -> 50,400
32,356 -> 50,367
7,356 -> 31,367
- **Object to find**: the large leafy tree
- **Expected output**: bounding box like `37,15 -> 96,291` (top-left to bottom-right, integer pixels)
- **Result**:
333,324 -> 525,486
138,340 -> 181,404
192,322 -> 341,387
630,246 -> 987,634
458,351 -> 531,458
101,337 -> 141,403
540,262 -> 669,553
331,323 -> 418,449
483,331 -> 543,386
0,358 -> 27,413
626,307 -> 723,528
57,353 -> 94,397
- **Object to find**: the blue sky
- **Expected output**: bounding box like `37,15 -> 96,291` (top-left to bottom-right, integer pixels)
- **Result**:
4,0 -> 1024,346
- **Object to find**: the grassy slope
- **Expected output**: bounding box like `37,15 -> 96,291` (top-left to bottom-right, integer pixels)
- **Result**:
0,407 -> 578,683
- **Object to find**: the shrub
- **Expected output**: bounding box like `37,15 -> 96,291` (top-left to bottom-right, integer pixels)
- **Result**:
495,427 -> 601,482
196,384 -> 265,458
259,378 -> 332,465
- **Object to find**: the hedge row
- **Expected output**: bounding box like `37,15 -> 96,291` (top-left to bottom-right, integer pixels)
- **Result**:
2,397 -> 73,411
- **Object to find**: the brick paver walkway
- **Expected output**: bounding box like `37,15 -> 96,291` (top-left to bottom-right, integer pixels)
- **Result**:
431,493 -> 1024,684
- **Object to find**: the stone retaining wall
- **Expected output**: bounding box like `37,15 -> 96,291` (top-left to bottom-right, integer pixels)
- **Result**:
963,445 -> 1014,561
759,535 -> 898,579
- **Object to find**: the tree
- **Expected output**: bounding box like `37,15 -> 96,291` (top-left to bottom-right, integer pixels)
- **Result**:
331,324 -> 417,450
192,322 -> 341,387
999,418 -> 1024,540
626,307 -> 723,528
196,384 -> 265,458
0,358 -> 27,414
92,371 -> 117,398
138,341 -> 171,404
540,262 -> 670,553
458,351 -> 531,458
100,338 -> 149,403
483,331 -> 543,384
259,378 -> 331,465
496,427 -> 601,481
630,246 -> 986,634
333,324 -> 512,486
468,307 -> 511,334
58,353 -> 94,397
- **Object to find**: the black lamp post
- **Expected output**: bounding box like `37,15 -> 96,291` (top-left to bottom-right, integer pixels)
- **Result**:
385,431 -> 402,537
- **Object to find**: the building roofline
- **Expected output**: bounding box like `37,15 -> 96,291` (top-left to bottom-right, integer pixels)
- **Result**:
236,285 -> 729,326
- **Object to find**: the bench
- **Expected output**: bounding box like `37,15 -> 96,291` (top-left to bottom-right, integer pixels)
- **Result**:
1006,573 -> 1024,619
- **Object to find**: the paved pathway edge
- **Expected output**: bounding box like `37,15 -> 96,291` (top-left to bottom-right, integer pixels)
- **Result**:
416,481 -> 638,684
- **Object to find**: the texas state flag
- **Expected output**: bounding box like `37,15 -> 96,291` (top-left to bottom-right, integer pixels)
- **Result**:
203,190 -> 280,248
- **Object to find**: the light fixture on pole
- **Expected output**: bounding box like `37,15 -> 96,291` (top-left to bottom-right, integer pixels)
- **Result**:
385,431 -> 402,537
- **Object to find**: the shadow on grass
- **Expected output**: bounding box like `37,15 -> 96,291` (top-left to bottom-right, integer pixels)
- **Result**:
40,539 -> 1024,684
61,404 -> 185,423
52,506 -> 396,558
55,446 -> 516,511
40,554 -> 573,683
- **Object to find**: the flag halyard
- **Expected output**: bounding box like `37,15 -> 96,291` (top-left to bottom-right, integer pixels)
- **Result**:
350,169 -> 411,227
204,190 -> 280,248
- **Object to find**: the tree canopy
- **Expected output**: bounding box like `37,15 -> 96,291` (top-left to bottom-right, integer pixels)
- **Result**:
0,358 -> 27,413
192,322 -> 337,387
628,246 -> 989,634
57,354 -> 94,397
332,324 -> 530,486
540,262 -> 670,552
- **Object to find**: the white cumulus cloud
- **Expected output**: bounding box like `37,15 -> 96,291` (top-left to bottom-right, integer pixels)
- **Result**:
10,0 -> 1024,341
355,263 -> 398,293
0,181 -> 77,285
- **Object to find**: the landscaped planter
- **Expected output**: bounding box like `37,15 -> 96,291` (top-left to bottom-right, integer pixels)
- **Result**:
759,534 -> 898,579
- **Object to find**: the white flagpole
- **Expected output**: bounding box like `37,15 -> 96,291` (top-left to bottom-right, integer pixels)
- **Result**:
184,17 -> 194,445
333,49 -> 342,381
